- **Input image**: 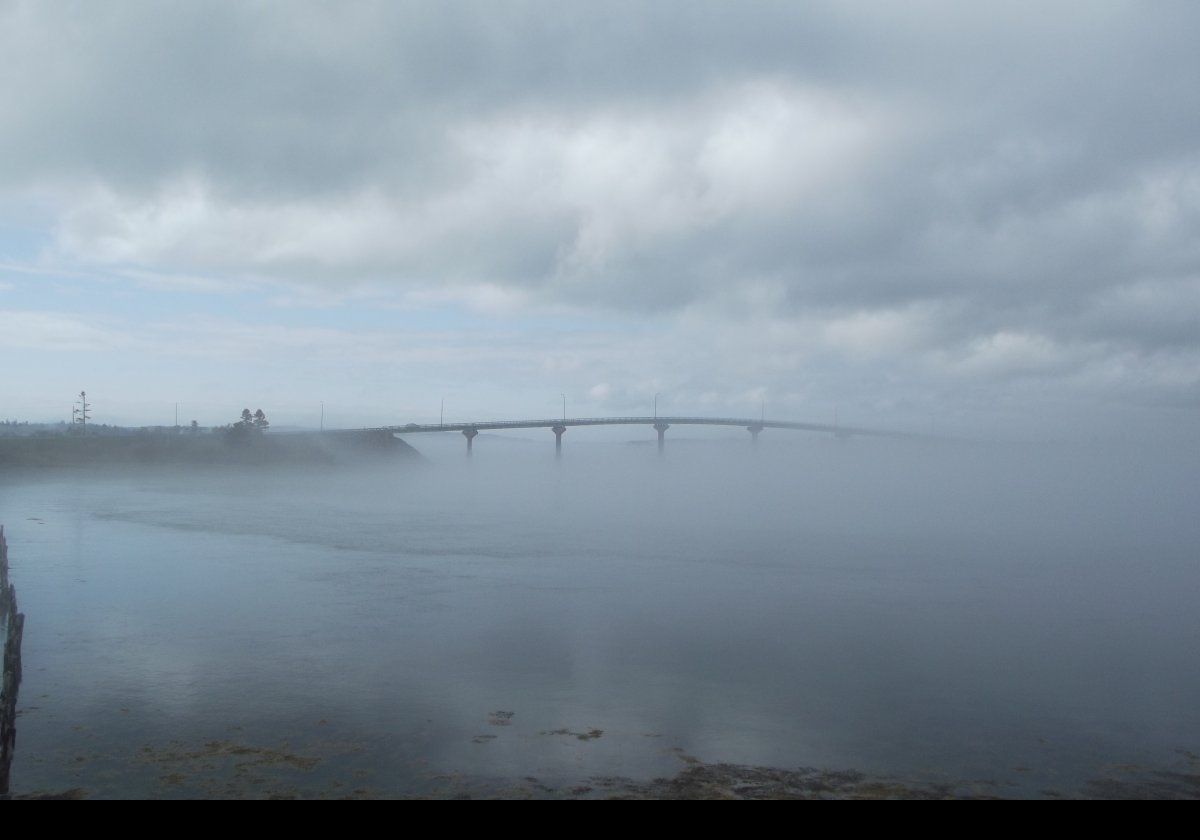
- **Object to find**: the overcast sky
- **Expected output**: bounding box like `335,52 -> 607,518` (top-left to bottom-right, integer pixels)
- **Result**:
1,1 -> 1197,438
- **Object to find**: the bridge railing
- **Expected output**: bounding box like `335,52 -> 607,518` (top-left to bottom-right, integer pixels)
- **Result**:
374,416 -> 810,429
364,416 -> 913,437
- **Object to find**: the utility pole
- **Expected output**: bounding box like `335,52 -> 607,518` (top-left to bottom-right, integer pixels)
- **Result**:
320,401 -> 325,433
560,393 -> 566,421
74,391 -> 91,435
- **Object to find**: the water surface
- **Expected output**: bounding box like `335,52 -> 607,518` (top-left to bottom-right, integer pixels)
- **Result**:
2,434 -> 1198,797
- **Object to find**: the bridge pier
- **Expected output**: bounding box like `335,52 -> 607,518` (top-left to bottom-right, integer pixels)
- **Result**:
462,427 -> 478,455
552,424 -> 566,458
747,423 -> 764,445
653,422 -> 669,455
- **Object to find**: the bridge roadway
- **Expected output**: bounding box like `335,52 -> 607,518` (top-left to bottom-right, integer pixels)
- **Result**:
357,416 -> 924,457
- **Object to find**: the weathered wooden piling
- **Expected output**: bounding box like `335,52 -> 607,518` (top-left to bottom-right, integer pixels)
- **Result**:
0,525 -> 25,797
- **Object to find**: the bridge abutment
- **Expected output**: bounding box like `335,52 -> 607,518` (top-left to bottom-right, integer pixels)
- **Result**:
462,427 -> 479,455
552,424 -> 567,458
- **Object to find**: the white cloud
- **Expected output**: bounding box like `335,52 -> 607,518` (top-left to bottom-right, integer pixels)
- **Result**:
821,305 -> 939,359
48,81 -> 886,308
0,309 -> 138,352
943,331 -> 1079,378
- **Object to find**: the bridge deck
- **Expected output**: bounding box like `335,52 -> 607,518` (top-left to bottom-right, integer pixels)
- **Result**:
355,417 -> 923,439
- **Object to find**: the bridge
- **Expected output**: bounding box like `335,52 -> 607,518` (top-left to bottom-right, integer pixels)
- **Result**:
354,416 -> 928,457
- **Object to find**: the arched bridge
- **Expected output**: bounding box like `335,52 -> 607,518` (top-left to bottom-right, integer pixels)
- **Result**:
356,416 -> 926,457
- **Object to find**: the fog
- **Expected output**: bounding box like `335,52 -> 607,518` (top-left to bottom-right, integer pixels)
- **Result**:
2,431 -> 1197,797
3,1 -> 1199,799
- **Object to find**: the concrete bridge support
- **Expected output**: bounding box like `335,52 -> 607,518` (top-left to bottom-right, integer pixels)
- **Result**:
551,424 -> 567,458
462,427 -> 479,455
747,423 -> 764,445
653,422 -> 670,455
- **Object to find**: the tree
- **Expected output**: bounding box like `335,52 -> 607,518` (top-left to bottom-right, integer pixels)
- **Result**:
253,409 -> 269,432
224,408 -> 256,444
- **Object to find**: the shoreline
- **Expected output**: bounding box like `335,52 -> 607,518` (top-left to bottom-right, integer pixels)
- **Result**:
11,748 -> 1200,799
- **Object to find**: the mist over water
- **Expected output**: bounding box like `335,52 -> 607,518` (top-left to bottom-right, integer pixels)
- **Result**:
2,432 -> 1198,797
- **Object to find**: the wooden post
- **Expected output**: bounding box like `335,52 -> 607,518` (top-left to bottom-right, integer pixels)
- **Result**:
0,525 -> 25,797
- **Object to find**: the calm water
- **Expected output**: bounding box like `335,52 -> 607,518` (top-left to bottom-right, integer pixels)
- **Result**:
2,435 -> 1198,797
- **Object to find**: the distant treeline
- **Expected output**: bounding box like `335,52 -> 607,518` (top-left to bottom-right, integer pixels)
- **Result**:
0,421 -> 163,438
0,430 -> 419,468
